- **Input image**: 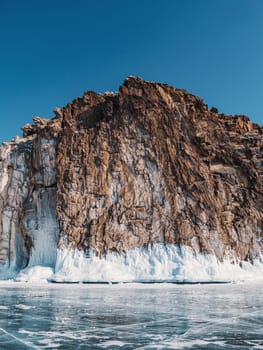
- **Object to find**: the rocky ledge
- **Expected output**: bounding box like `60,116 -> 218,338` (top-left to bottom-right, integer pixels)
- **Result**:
0,77 -> 262,270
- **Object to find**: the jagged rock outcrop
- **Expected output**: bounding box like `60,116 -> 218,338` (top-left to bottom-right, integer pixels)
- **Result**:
0,77 -> 262,270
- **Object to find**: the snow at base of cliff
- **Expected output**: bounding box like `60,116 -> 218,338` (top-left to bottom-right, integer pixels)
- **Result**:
15,266 -> 54,283
51,244 -> 263,283
8,244 -> 262,284
2,244 -> 263,284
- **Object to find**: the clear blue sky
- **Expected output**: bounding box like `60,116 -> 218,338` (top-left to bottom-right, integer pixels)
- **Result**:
0,0 -> 263,143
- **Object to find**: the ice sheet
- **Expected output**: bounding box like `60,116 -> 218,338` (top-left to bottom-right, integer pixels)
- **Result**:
0,282 -> 261,349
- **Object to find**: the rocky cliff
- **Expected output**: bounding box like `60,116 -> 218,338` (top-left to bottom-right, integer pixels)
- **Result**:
0,77 -> 262,270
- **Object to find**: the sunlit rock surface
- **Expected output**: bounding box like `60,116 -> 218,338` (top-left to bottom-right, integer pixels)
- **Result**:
0,77 -> 262,271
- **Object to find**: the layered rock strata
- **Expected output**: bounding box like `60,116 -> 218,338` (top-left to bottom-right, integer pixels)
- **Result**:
0,77 -> 262,270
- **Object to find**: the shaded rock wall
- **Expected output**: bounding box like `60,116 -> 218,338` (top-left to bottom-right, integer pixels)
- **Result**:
0,124 -> 59,269
0,77 -> 262,269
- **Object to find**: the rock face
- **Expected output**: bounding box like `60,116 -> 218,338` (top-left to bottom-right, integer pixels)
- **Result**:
0,120 -> 59,269
0,77 -> 262,270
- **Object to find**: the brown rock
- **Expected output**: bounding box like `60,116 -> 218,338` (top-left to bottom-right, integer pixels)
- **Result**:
0,76 -> 262,269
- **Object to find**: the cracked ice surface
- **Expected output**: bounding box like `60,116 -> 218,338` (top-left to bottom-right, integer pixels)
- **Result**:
0,282 -> 261,349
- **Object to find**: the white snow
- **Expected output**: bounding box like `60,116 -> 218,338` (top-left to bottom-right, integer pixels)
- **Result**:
15,266 -> 54,283
101,340 -> 125,347
51,244 -> 263,284
0,244 -> 262,284
15,304 -> 33,310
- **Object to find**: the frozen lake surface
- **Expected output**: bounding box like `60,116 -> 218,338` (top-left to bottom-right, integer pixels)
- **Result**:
0,282 -> 262,349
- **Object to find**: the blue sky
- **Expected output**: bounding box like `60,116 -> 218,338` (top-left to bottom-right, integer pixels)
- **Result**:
0,0 -> 263,143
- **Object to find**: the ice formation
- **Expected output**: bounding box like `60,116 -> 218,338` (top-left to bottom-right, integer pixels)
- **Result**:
50,244 -> 263,284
